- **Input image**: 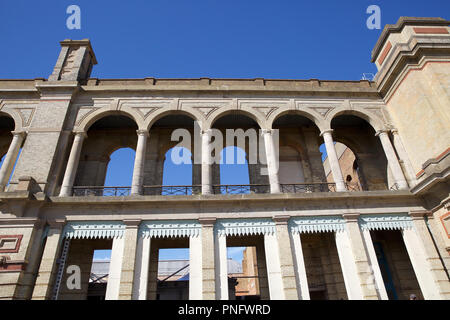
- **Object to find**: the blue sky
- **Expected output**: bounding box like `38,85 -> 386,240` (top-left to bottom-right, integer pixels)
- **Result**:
1,1 -> 448,262
1,1 -> 449,80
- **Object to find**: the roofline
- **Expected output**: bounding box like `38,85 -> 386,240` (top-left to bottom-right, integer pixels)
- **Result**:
371,16 -> 450,62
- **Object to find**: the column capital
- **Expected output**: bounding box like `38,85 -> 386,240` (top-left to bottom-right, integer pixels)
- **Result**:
319,129 -> 334,137
73,131 -> 88,139
198,217 -> 216,227
342,213 -> 361,222
136,130 -> 149,137
47,218 -> 66,229
123,219 -> 142,228
11,131 -> 26,138
262,129 -> 272,135
272,215 -> 291,225
375,129 -> 390,137
390,128 -> 399,135
409,210 -> 432,220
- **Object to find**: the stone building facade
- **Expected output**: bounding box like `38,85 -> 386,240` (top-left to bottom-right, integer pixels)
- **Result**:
0,17 -> 449,300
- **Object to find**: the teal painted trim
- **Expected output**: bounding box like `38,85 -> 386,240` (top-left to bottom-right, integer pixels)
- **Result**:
63,221 -> 126,239
139,220 -> 201,238
359,214 -> 413,231
289,216 -> 345,234
216,218 -> 276,236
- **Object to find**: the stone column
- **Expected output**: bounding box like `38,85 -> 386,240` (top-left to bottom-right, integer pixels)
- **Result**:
118,220 -> 141,300
214,230 -> 228,300
289,232 -> 310,300
391,129 -> 417,187
403,211 -> 450,299
189,233 -> 203,299
361,229 -> 389,300
105,236 -> 124,300
341,214 -> 378,300
199,218 -> 216,299
262,130 -> 281,194
264,233 -> 284,299
375,130 -> 408,190
0,131 -> 25,191
335,229 -> 363,299
201,130 -> 213,195
131,130 -> 149,195
32,219 -> 65,300
273,216 -> 299,299
320,130 -> 346,192
132,236 -> 151,300
59,132 -> 87,197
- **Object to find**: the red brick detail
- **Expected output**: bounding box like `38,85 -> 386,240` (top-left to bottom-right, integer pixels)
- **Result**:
378,41 -> 392,65
0,235 -> 23,253
440,212 -> 450,239
415,147 -> 450,177
413,27 -> 449,34
435,147 -> 450,161
0,262 -> 26,272
416,169 -> 425,178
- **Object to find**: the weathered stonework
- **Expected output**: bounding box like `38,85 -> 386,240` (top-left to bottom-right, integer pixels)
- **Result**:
0,16 -> 448,300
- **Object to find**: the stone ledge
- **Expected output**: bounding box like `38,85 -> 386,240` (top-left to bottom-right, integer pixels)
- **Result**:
50,190 -> 414,205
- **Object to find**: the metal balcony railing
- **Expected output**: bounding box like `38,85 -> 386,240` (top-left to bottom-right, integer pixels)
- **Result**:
212,184 -> 270,195
71,182 -> 387,197
345,183 -> 362,192
280,183 -> 337,193
142,185 -> 202,196
72,186 -> 131,197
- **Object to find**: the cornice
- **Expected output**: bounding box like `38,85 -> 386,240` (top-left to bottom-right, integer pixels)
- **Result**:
371,16 -> 449,62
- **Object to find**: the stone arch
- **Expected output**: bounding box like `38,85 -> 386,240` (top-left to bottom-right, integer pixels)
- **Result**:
76,107 -> 144,132
146,108 -> 201,131
0,110 -> 21,132
102,141 -> 137,161
327,107 -> 385,133
207,107 -> 265,130
269,109 -> 327,133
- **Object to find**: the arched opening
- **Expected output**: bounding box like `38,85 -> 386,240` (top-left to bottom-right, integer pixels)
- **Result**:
217,146 -> 251,194
330,115 -> 388,191
322,142 -> 366,191
145,114 -> 196,195
273,113 -> 329,192
73,114 -> 138,196
104,148 -> 136,187
212,112 -> 266,194
161,147 -> 194,195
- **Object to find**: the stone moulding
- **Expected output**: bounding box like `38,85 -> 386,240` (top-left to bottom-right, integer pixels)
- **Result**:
216,219 -> 276,236
63,221 -> 126,239
289,216 -> 345,234
139,220 -> 201,238
359,214 -> 413,231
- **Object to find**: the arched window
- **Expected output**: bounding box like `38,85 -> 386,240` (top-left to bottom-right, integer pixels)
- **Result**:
163,147 -> 193,186
220,146 -> 250,191
72,114 -> 138,196
104,148 -> 136,187
321,141 -> 365,191
330,115 -> 388,191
